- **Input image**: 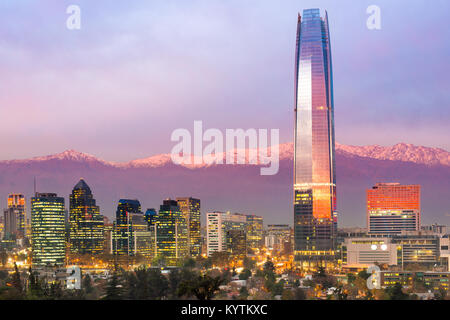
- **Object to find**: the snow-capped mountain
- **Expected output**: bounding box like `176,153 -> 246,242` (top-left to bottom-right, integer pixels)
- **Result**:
336,143 -> 450,167
3,142 -> 447,168
0,142 -> 448,227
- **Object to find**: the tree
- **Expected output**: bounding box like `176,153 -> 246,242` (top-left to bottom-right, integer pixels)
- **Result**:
177,274 -> 225,300
48,281 -> 64,299
293,287 -> 307,300
243,256 -> 256,271
239,269 -> 252,280
270,280 -> 285,297
347,273 -> 356,284
210,252 -> 230,268
147,268 -> 169,299
312,267 -> 336,289
11,263 -> 22,293
0,249 -> 7,267
182,258 -> 196,269
82,274 -> 94,295
386,282 -> 408,300
239,286 -> 249,300
27,266 -> 45,298
263,259 -> 275,274
357,270 -> 370,280
103,267 -> 123,300
134,266 -> 150,300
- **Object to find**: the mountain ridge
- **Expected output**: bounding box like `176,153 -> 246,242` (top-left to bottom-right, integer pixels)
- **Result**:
1,142 -> 448,168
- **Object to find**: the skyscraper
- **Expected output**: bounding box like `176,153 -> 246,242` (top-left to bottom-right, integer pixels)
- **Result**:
367,183 -> 420,235
6,193 -> 26,238
176,197 -> 201,257
69,179 -> 104,255
206,211 -> 247,257
31,193 -> 66,267
112,199 -> 142,256
245,215 -> 263,252
156,199 -> 188,266
293,9 -> 337,267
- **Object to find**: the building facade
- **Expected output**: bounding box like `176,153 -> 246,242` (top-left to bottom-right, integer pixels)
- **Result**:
6,193 -> 26,238
176,197 -> 201,257
69,179 -> 104,255
341,237 -> 398,267
367,183 -> 420,235
206,211 -> 247,257
266,224 -> 292,252
156,199 -> 188,266
293,8 -> 337,266
112,199 -> 142,256
245,215 -> 263,252
31,193 -> 66,267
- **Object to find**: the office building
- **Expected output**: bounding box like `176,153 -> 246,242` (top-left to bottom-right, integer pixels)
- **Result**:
341,237 -> 397,267
293,8 -> 337,266
367,183 -> 420,235
156,199 -> 188,266
69,179 -> 104,255
266,224 -> 292,252
7,194 -> 26,238
31,193 -> 66,267
206,211 -> 247,257
245,215 -> 263,252
226,229 -> 247,259
112,199 -> 141,256
176,197 -> 201,257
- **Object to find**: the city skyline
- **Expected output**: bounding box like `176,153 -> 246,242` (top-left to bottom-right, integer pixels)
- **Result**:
0,3 -> 448,302
0,0 -> 449,162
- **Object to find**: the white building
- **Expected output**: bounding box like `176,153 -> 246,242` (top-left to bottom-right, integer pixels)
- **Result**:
343,237 -> 397,267
206,211 -> 247,257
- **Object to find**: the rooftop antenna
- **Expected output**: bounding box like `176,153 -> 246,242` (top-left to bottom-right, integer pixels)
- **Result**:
33,176 -> 37,196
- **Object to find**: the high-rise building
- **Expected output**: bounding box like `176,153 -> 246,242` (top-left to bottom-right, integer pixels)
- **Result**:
69,179 -> 104,255
31,193 -> 66,267
7,194 -> 26,238
156,199 -> 188,266
266,224 -> 292,253
206,211 -> 247,257
112,199 -> 142,256
226,229 -> 246,259
3,208 -> 18,239
245,215 -> 263,252
367,183 -> 420,235
293,8 -> 337,266
128,212 -> 153,261
176,197 -> 201,257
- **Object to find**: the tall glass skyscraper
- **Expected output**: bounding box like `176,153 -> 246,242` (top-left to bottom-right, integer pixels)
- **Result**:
293,9 -> 337,267
176,197 -> 201,257
156,199 -> 188,266
113,199 -> 142,256
31,193 -> 66,267
69,179 -> 104,255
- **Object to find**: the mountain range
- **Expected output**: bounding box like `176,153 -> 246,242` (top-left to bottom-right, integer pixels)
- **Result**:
0,143 -> 448,227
